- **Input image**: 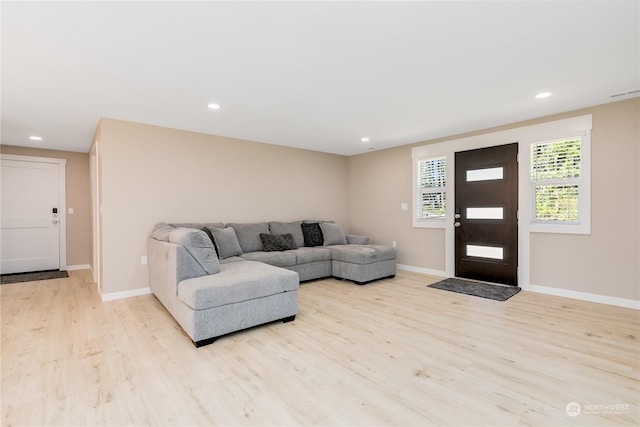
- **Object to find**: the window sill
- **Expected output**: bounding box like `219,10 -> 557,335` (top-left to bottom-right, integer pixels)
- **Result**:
529,222 -> 590,235
413,219 -> 447,229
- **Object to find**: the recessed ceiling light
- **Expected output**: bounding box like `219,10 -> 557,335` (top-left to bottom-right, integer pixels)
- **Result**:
361,137 -> 370,142
535,92 -> 552,99
29,136 -> 43,141
207,103 -> 221,110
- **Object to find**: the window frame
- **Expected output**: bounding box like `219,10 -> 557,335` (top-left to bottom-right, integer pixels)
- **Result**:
415,156 -> 447,222
413,155 -> 450,228
528,132 -> 591,234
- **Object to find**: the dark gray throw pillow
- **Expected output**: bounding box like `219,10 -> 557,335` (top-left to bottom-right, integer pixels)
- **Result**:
260,233 -> 297,252
301,223 -> 324,247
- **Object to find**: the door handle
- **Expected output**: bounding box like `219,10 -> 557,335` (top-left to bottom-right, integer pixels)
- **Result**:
454,222 -> 461,228
52,220 -> 58,225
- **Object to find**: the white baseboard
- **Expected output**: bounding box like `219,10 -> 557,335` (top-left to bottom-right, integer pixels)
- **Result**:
66,264 -> 91,271
397,264 -> 447,278
62,264 -> 151,302
396,264 -> 639,310
527,284 -> 640,310
101,287 -> 152,302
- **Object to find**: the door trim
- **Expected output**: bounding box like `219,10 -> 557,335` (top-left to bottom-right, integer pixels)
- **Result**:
90,142 -> 102,293
0,154 -> 67,271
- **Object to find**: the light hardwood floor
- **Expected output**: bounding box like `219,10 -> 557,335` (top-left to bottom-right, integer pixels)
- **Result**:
1,269 -> 638,426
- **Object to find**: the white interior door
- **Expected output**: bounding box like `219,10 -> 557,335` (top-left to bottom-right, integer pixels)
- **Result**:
1,157 -> 65,274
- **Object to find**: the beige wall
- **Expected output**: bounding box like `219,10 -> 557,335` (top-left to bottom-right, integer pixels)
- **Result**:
23,97 -> 631,301
348,98 -> 639,301
347,146 -> 446,270
98,118 -> 349,294
529,99 -> 639,299
0,145 -> 92,267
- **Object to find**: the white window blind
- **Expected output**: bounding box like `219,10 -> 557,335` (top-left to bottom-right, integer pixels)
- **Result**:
417,157 -> 446,219
531,138 -> 581,223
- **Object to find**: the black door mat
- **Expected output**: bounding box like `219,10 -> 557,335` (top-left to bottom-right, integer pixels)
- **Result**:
428,277 -> 521,301
1,269 -> 69,285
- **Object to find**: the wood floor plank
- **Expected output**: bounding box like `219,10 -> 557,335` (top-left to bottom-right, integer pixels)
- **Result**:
1,269 -> 638,426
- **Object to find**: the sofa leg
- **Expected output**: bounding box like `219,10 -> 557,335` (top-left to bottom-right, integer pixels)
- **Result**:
192,315 -> 296,347
352,274 -> 397,286
194,337 -> 217,348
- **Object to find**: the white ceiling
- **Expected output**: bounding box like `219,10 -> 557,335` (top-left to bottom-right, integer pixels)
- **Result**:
2,1 -> 638,156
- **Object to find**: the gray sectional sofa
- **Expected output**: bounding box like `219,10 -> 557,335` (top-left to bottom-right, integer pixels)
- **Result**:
148,220 -> 396,346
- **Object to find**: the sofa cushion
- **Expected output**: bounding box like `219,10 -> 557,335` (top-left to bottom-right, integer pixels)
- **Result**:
260,233 -> 297,252
169,228 -> 220,274
151,222 -> 174,242
292,247 -> 332,264
218,256 -> 246,264
178,261 -> 298,310
200,227 -> 215,246
269,221 -> 304,248
346,234 -> 369,245
227,222 -> 270,253
329,245 -> 397,265
170,222 -> 225,230
209,227 -> 243,259
240,251 -> 297,267
320,222 -> 347,246
301,223 -> 324,247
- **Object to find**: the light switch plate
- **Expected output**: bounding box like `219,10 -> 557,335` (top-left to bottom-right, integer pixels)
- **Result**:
401,203 -> 408,211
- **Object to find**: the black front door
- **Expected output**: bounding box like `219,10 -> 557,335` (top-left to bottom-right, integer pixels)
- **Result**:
454,143 -> 518,285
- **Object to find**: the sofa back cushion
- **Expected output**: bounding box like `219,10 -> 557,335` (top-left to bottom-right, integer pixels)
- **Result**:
151,222 -> 174,241
168,228 -> 220,275
169,222 -> 225,230
268,221 -> 304,248
227,222 -> 270,253
208,227 -> 243,259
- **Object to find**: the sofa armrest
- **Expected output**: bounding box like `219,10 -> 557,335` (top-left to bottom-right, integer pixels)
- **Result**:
148,238 -> 208,298
346,234 -> 369,245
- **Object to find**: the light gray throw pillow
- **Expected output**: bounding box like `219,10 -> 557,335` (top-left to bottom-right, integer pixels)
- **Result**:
168,228 -> 220,274
320,222 -> 347,246
209,227 -> 243,259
